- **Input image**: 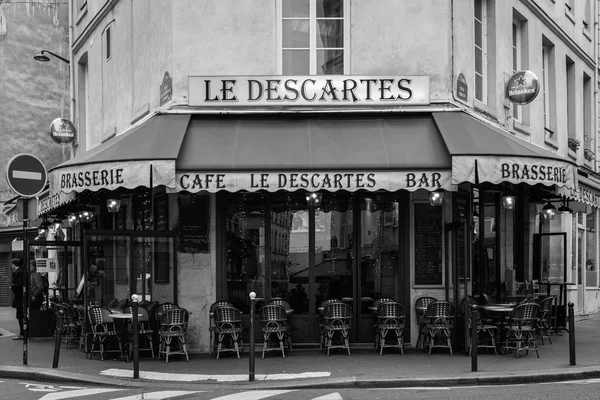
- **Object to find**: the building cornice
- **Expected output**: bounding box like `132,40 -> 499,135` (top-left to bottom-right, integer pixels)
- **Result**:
72,0 -> 119,54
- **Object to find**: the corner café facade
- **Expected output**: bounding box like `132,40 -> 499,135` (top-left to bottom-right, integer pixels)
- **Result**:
46,75 -> 577,350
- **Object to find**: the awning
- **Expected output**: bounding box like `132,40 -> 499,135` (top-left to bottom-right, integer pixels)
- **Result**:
433,112 -> 577,191
48,111 -> 578,196
558,175 -> 600,209
174,115 -> 454,193
48,114 -> 191,194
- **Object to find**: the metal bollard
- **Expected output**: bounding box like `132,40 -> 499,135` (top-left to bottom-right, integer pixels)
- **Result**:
568,302 -> 576,366
52,309 -> 64,368
471,304 -> 478,372
249,292 -> 256,382
131,294 -> 140,379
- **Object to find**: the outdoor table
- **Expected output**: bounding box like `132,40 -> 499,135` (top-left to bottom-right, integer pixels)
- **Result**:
477,304 -> 515,349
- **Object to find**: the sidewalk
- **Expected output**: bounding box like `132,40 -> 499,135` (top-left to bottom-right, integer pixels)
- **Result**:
1,307 -> 600,390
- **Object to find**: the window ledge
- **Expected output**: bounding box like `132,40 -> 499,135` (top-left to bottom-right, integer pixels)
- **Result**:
565,9 -> 575,24
583,27 -> 592,41
568,148 -> 578,160
473,100 -> 497,120
131,103 -> 150,124
75,3 -> 88,25
544,138 -> 559,150
102,127 -> 116,143
513,120 -> 532,136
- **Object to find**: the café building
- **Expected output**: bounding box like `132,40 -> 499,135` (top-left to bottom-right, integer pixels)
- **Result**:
45,75 -> 577,350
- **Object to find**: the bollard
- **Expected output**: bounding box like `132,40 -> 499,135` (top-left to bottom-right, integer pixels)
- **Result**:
52,309 -> 64,368
471,304 -> 478,372
568,302 -> 576,366
249,292 -> 256,382
131,294 -> 140,378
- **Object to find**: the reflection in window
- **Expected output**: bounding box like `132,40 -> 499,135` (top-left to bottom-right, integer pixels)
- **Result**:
586,210 -> 596,287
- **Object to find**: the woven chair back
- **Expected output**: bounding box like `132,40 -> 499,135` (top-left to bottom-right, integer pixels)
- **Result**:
260,304 -> 287,322
538,296 -> 554,313
323,302 -> 351,319
415,296 -> 437,310
426,300 -> 455,318
377,301 -> 404,319
161,308 -> 189,326
214,306 -> 241,323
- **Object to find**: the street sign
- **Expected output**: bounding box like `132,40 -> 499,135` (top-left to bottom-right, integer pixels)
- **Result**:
5,153 -> 47,197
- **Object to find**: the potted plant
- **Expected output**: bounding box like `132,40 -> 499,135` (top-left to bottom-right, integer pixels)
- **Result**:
584,148 -> 595,161
568,138 -> 581,152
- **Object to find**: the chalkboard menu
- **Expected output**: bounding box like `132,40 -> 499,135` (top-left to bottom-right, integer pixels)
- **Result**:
177,194 -> 210,253
414,203 -> 443,286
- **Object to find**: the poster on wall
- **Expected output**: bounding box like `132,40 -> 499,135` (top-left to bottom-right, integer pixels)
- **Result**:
177,194 -> 210,253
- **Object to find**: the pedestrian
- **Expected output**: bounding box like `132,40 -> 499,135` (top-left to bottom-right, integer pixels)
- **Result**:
29,259 -> 44,310
10,258 -> 24,340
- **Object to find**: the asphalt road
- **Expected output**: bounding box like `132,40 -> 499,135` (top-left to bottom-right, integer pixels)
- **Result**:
1,378 -> 600,400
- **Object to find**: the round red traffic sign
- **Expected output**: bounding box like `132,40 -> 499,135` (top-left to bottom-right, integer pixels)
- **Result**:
5,153 -> 47,197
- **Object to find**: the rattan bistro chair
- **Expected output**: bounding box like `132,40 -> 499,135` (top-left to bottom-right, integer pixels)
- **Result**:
158,308 -> 190,363
424,300 -> 455,355
259,304 -> 291,358
537,296 -> 555,345
502,302 -> 540,358
209,301 -> 234,355
87,306 -> 125,361
375,301 -> 405,355
414,296 -> 437,350
322,302 -> 352,356
213,305 -> 244,359
466,304 -> 497,355
124,306 -> 155,358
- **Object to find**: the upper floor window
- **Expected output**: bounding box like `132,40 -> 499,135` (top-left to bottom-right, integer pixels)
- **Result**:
541,38 -> 556,141
584,0 -> 591,29
512,21 -> 522,122
106,26 -> 111,60
474,0 -> 487,103
280,0 -> 347,75
566,0 -> 574,13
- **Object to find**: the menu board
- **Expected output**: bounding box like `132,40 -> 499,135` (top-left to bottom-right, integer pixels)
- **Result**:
414,203 -> 443,286
177,194 -> 210,253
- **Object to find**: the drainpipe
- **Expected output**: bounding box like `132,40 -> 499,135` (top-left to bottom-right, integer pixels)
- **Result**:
68,0 -> 75,160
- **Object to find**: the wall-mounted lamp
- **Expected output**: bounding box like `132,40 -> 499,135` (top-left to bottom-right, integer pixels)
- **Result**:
37,219 -> 50,237
106,198 -> 122,213
78,207 -> 95,223
541,202 -> 557,221
558,198 -> 574,214
305,192 -> 322,207
68,213 -> 79,226
33,50 -> 70,64
429,190 -> 444,207
502,195 -> 516,210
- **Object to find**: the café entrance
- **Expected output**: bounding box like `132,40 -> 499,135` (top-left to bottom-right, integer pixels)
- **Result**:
220,190 -> 411,345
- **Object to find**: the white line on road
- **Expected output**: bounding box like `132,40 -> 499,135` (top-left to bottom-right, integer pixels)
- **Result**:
101,368 -> 330,382
38,388 -> 125,400
12,170 -> 42,180
211,390 -> 294,400
313,393 -> 344,400
111,391 -> 204,400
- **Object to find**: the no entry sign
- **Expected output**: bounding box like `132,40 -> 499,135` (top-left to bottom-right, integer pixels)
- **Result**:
5,153 -> 47,197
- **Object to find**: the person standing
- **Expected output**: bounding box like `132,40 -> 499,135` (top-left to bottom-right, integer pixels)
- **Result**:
29,260 -> 44,310
10,258 -> 24,340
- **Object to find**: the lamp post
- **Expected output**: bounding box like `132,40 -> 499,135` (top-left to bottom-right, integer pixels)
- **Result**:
33,50 -> 70,65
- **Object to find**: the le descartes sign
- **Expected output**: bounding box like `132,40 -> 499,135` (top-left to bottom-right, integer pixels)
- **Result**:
188,75 -> 430,107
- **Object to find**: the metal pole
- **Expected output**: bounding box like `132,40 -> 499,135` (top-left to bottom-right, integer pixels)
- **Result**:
471,304 -> 478,372
52,309 -> 64,368
22,199 -> 29,365
249,292 -> 256,382
131,294 -> 140,378
568,302 -> 576,365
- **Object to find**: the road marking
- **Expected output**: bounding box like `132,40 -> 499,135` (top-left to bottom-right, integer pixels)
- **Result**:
211,391 -> 294,400
313,393 -> 343,400
38,388 -> 125,400
112,391 -> 204,400
101,368 -> 330,382
12,170 -> 42,180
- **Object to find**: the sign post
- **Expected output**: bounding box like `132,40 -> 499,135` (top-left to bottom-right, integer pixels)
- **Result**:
6,154 -> 47,366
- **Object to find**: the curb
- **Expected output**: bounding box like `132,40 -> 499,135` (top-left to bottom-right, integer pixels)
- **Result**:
3,365 -> 600,390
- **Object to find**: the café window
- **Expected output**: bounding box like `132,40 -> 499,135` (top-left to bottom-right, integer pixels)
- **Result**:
279,0 -> 348,75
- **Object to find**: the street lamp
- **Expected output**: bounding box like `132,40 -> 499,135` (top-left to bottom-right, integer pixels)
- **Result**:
34,50 -> 70,65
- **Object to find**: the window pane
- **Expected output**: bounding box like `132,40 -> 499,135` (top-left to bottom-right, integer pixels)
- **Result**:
317,0 -> 343,18
475,75 -> 483,101
475,48 -> 483,73
282,0 -> 309,18
474,0 -> 483,20
474,21 -> 482,47
317,50 -> 344,74
586,211 -> 596,287
283,19 -> 310,48
283,50 -> 310,74
316,20 -> 343,48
